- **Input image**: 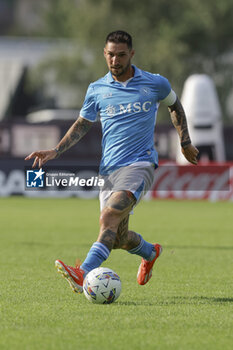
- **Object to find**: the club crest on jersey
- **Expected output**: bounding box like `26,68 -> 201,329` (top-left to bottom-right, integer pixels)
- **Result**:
140,87 -> 151,95
105,104 -> 116,117
105,101 -> 152,117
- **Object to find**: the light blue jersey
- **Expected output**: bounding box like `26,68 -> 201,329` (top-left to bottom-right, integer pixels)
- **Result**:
80,65 -> 173,175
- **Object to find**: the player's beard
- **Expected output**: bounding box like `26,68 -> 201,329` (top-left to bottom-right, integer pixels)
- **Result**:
110,61 -> 131,78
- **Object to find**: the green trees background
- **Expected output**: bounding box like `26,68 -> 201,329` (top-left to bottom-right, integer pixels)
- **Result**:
22,0 -> 233,121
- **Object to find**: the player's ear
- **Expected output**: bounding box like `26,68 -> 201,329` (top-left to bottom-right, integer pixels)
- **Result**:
130,49 -> 135,59
103,47 -> 107,58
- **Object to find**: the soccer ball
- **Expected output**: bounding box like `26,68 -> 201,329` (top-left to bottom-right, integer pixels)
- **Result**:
83,267 -> 121,304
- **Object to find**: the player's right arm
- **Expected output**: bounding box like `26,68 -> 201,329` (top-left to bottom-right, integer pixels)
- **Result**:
25,116 -> 92,168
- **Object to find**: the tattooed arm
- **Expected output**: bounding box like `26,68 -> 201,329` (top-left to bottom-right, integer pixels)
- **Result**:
25,116 -> 92,168
168,97 -> 199,165
55,116 -> 92,157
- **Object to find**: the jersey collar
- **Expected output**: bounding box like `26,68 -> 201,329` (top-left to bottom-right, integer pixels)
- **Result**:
106,64 -> 142,84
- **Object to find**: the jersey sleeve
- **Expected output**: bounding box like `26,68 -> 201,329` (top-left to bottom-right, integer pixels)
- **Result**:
155,74 -> 173,101
80,84 -> 98,122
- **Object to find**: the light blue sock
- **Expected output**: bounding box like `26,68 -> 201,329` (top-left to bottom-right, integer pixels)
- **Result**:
81,242 -> 110,277
128,234 -> 155,261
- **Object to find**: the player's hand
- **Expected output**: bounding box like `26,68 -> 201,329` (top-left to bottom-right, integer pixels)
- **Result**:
181,144 -> 199,165
25,149 -> 57,168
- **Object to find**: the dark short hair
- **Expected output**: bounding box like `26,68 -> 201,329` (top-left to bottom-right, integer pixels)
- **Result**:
105,30 -> 133,49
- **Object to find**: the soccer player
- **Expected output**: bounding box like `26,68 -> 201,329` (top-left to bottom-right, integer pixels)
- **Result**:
25,30 -> 199,293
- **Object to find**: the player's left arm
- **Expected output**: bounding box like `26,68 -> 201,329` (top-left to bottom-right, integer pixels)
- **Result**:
168,97 -> 199,165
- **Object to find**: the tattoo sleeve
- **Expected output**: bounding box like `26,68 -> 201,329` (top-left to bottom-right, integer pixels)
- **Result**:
107,191 -> 136,212
114,216 -> 141,250
168,97 -> 191,147
98,229 -> 116,251
55,116 -> 93,157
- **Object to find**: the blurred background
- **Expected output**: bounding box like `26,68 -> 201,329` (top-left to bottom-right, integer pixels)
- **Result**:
0,0 -> 232,198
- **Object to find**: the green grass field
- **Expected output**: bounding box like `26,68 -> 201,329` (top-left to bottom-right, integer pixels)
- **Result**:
0,197 -> 232,350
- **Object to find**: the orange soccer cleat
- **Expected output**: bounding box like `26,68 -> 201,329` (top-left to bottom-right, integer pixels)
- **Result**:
137,244 -> 163,285
55,259 -> 85,293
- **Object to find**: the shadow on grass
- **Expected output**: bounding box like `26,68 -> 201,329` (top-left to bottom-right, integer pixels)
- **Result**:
116,301 -> 154,306
162,296 -> 233,305
117,296 -> 233,306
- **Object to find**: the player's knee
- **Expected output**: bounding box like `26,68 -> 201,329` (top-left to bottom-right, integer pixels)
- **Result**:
100,207 -> 123,231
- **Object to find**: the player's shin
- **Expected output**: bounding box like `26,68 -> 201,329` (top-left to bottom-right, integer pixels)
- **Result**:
80,241 -> 111,277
